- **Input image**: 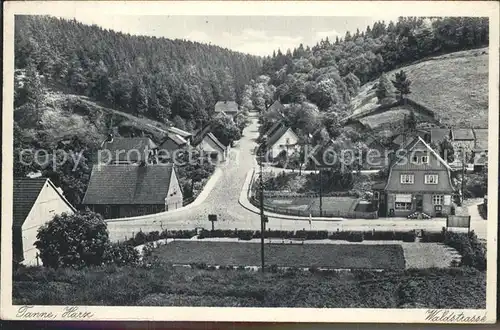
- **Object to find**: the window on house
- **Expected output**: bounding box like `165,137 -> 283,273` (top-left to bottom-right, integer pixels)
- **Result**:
137,206 -> 145,215
286,138 -> 290,145
373,191 -> 380,200
421,156 -> 429,163
412,156 -> 419,164
424,174 -> 439,184
395,202 -> 412,210
432,195 -> 444,205
400,174 -> 414,184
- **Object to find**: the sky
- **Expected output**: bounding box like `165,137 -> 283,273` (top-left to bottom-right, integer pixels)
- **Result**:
57,15 -> 400,56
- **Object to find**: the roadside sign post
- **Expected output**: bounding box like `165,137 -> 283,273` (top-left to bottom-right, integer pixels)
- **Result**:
208,214 -> 217,231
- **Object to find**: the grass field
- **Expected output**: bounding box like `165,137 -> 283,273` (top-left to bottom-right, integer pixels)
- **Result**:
13,265 -> 486,308
149,241 -> 405,269
349,48 -> 488,128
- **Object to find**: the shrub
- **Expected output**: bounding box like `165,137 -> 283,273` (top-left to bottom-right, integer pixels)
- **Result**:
294,230 -> 328,240
160,229 -> 196,239
146,231 -> 160,242
347,232 -> 364,242
444,231 -> 486,271
103,243 -> 140,266
132,231 -> 147,246
421,228 -> 446,243
402,231 -> 416,242
35,211 -> 109,269
237,230 -> 254,241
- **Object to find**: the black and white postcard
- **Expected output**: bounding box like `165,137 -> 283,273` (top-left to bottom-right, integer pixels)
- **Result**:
2,0 -> 498,324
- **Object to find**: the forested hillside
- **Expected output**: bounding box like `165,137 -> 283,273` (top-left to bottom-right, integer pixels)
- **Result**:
13,15 -> 262,206
258,17 -> 488,143
14,15 -> 262,130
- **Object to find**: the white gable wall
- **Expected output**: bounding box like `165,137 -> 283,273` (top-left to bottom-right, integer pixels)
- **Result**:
199,136 -> 225,161
21,182 -> 75,266
165,168 -> 183,211
269,129 -> 299,158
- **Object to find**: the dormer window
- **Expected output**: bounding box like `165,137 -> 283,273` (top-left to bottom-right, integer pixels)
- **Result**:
412,156 -> 419,164
421,156 -> 428,163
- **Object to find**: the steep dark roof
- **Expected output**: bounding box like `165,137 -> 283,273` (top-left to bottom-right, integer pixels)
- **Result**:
215,101 -> 238,114
167,126 -> 192,138
451,128 -> 475,141
267,100 -> 284,113
430,128 -> 451,143
191,124 -> 213,147
163,134 -> 187,147
264,121 -> 285,139
265,126 -> 295,149
205,133 -> 227,152
101,137 -> 158,162
13,178 -> 75,227
82,164 -> 175,205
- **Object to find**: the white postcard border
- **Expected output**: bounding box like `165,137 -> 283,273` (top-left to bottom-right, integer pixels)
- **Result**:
2,1 -> 499,323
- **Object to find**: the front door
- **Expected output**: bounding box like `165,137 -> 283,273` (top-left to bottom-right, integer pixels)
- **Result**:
415,194 -> 423,212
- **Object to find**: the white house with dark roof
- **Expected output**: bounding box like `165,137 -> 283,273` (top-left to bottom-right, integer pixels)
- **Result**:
214,100 -> 239,117
13,178 -> 76,265
82,164 -> 182,219
265,125 -> 299,159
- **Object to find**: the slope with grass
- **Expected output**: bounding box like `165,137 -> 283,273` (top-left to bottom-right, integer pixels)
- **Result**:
13,264 -> 485,308
348,48 -> 489,129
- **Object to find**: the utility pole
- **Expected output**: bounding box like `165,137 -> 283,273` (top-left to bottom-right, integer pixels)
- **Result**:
259,138 -> 267,272
319,169 -> 323,217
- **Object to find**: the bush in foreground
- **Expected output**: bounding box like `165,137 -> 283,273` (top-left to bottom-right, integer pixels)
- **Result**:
35,212 -> 109,269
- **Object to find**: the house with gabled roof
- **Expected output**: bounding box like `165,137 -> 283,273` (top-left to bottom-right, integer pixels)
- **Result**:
450,128 -> 475,153
192,126 -> 228,162
158,132 -> 189,162
266,100 -> 284,113
264,125 -> 299,159
373,136 -> 456,218
472,128 -> 488,171
13,178 -> 76,265
215,100 -> 239,117
82,163 -> 183,219
100,136 -> 159,165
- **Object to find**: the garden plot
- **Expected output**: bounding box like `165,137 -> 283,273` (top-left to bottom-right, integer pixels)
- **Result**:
150,241 -> 405,270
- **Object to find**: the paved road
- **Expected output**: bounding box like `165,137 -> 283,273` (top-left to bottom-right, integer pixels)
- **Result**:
106,112 -> 487,241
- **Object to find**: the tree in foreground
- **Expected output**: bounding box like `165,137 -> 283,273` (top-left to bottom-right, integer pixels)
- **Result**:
35,211 -> 110,268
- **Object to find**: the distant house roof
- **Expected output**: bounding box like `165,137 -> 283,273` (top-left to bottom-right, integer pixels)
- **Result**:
392,130 -> 428,146
167,126 -> 192,138
215,101 -> 239,115
430,128 -> 451,144
265,126 -> 296,149
451,128 -> 475,141
264,121 -> 285,139
473,128 -> 488,150
101,137 -> 158,162
372,182 -> 387,190
266,100 -> 284,113
205,132 -> 227,152
164,134 -> 188,147
13,178 -> 75,228
82,164 -> 175,205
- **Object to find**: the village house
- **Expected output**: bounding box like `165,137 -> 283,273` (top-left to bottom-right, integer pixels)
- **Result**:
450,128 -> 475,153
158,133 -> 189,162
264,125 -> 299,160
265,100 -> 285,113
13,177 -> 76,265
166,126 -> 193,145
100,136 -> 159,164
82,163 -> 183,219
214,100 -> 239,117
472,128 -> 488,171
373,136 -> 456,218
